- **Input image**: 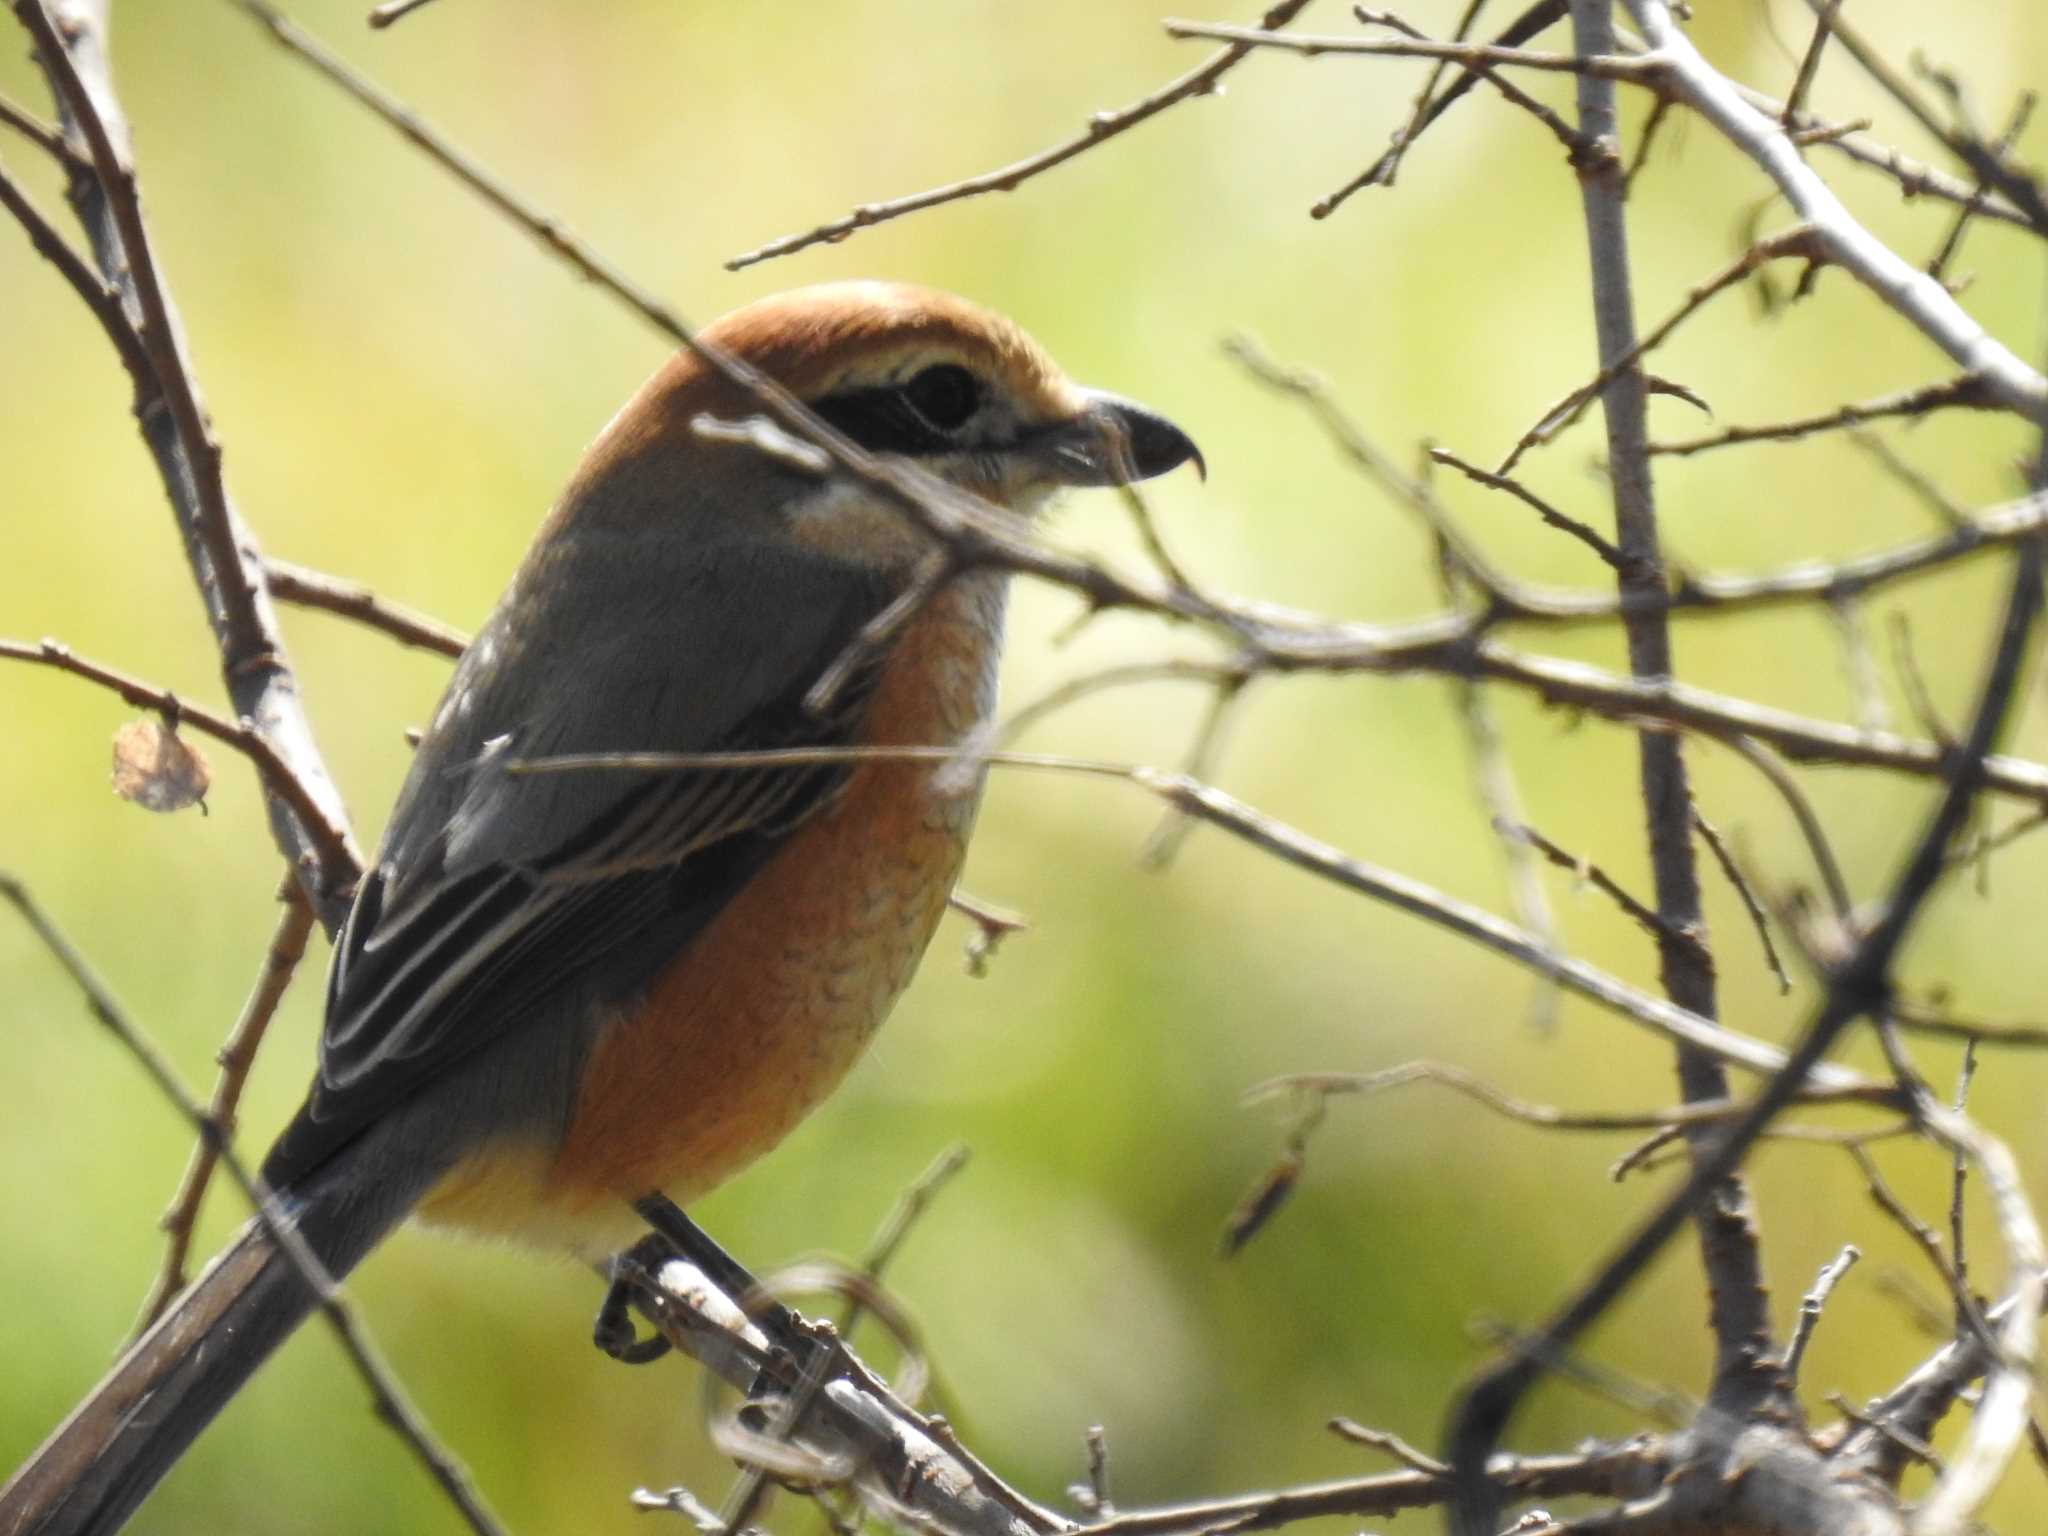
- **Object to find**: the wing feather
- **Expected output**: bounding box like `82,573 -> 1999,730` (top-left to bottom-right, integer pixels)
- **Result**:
262,537 -> 895,1189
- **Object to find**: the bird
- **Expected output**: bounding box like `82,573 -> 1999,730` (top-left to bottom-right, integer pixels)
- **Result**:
0,280 -> 1201,1536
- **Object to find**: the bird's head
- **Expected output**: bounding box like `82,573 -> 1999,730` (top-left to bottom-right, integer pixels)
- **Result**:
559,282 -> 1202,568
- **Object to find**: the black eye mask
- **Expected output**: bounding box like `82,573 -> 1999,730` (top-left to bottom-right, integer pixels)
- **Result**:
809,363 -> 985,455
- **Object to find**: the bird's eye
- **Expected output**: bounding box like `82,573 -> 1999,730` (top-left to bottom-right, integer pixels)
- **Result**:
900,364 -> 981,432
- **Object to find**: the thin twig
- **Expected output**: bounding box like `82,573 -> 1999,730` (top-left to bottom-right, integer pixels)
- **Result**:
1780,1244 -> 1860,1383
1498,225 -> 1826,475
1428,447 -> 1622,567
1621,95 -> 1674,193
0,88 -> 78,164
725,0 -> 1315,269
1625,0 -> 2046,413
1470,1317 -> 1695,1428
840,1143 -> 972,1342
1328,1419 -> 1449,1476
17,0 -> 361,928
0,637 -> 357,880
1779,0 -> 1843,128
1828,592 -> 1892,734
1690,806 -> 1792,995
1890,1003 -> 2048,1051
946,890 -> 1028,977
1716,736 -> 1853,919
1648,373 -> 1998,456
263,558 -> 468,657
1315,0 -> 1576,216
1846,1143 -> 2001,1366
1245,1061 -> 1892,1131
0,873 -> 505,1536
1829,1391 -> 1946,1475
134,880 -> 316,1333
0,155 -> 159,397
1449,678 -> 1559,1029
1340,2 -> 1484,196
1848,427 -> 1968,528
1950,1041 -> 1978,1316
1495,819 -> 1697,960
1068,1444 -> 1668,1534
1137,669 -> 1252,869
1161,20 -> 1663,83
512,742 -> 1870,1090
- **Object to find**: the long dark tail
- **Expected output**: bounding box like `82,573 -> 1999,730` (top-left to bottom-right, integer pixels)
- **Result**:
0,1151 -> 421,1536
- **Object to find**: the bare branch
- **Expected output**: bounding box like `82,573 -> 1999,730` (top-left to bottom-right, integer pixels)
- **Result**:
1781,1244 -> 1860,1383
134,881 -> 316,1333
1648,373 -> 2000,456
1621,0 -> 2048,418
1690,807 -> 1793,995
1448,527 -> 2043,1532
1496,819 -> 1694,959
1498,225 -> 1828,475
725,0 -> 1316,269
514,741 -> 1871,1092
0,637 -> 357,880
0,874 -> 504,1536
263,558 -> 468,658
1161,20 -> 1662,83
15,0 -> 360,926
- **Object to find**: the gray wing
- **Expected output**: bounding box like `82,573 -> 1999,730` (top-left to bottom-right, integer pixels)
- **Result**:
262,534 -> 895,1189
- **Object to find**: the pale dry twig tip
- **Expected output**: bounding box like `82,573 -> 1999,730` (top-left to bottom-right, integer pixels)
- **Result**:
367,0 -> 440,27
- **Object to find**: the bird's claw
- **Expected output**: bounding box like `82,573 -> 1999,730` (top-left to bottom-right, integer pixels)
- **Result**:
594,1233 -> 676,1363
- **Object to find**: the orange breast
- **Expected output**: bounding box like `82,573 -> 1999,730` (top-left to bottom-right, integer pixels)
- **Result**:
416,574 -> 1005,1253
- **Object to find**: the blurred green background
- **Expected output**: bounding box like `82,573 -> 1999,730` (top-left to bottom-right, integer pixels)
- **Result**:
5,0 -> 2048,1529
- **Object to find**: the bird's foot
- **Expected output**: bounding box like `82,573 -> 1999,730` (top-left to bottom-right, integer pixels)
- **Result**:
594,1233 -> 675,1363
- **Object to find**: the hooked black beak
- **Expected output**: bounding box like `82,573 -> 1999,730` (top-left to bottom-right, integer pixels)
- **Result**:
1038,390 -> 1205,487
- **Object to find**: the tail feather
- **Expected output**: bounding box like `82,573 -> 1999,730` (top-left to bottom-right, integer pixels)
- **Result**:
0,1165 -> 411,1536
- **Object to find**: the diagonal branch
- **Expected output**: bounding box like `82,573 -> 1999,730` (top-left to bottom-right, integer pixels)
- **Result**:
725,0 -> 1316,269
1620,0 -> 2047,418
13,0 -> 360,927
0,875 -> 504,1536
